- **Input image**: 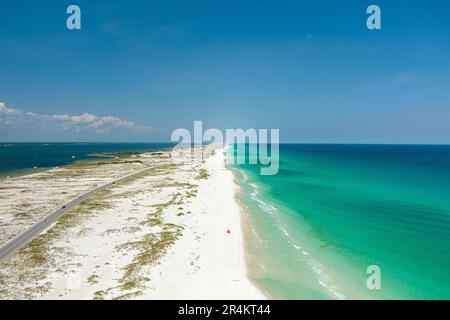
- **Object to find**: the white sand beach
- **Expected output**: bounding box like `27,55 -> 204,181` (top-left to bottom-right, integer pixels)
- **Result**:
0,147 -> 265,300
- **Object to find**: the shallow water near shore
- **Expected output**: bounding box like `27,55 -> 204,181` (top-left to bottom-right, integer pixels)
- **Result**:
232,144 -> 450,299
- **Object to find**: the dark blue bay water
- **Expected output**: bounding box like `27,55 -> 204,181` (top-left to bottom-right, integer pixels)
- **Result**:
0,142 -> 173,177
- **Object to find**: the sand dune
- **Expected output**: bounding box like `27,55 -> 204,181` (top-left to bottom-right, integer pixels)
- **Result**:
0,147 -> 264,300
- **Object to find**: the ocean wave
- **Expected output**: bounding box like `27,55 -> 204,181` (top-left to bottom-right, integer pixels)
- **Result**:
238,169 -> 249,182
237,168 -> 346,300
308,258 -> 346,300
250,185 -> 259,198
275,209 -> 346,299
278,226 -> 290,237
247,182 -> 278,215
290,237 -> 345,299
291,242 -> 301,250
247,217 -> 264,245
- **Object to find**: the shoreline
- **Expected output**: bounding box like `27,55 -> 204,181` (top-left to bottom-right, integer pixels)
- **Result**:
0,142 -> 174,180
229,164 -> 272,300
0,154 -> 108,180
129,147 -> 265,299
227,159 -> 365,300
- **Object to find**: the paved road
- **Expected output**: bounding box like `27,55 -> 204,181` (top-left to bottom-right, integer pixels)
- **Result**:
0,166 -> 153,262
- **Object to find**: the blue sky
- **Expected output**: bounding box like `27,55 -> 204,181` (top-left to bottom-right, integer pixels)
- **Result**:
1,0 -> 450,143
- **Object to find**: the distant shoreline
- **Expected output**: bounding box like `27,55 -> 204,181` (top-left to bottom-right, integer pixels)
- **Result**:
0,142 -> 173,179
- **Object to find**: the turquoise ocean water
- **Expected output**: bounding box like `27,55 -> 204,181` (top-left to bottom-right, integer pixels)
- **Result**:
232,144 -> 450,299
0,143 -> 173,178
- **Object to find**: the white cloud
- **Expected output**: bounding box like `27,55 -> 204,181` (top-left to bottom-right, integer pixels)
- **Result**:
0,102 -> 152,134
70,113 -> 97,123
0,102 -> 21,115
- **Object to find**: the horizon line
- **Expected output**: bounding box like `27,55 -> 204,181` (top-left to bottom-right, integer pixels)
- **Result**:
1,141 -> 450,146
